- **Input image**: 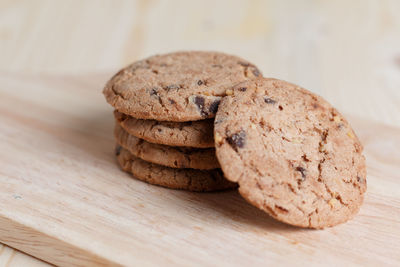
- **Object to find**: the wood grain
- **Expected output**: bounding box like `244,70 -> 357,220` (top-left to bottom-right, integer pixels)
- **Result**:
0,245 -> 46,267
0,73 -> 399,266
1,0 -> 400,265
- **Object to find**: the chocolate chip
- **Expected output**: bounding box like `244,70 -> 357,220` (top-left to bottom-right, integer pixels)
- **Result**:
296,166 -> 307,179
264,97 -> 276,104
238,61 -> 250,67
357,176 -> 364,183
115,145 -> 122,156
150,88 -> 158,96
194,96 -> 207,116
168,98 -> 176,104
214,118 -> 224,124
197,80 -> 203,86
226,130 -> 246,151
194,96 -> 205,108
208,99 -> 220,114
238,87 -> 247,91
278,105 -> 283,110
252,68 -> 261,77
157,129 -> 162,132
165,84 -> 180,90
312,103 -> 321,109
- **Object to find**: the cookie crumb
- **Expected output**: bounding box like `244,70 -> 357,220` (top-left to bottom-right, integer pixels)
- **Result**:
333,116 -> 341,123
215,133 -> 223,145
347,131 -> 355,139
329,198 -> 338,208
319,143 -> 326,152
225,89 -> 234,96
291,137 -> 302,144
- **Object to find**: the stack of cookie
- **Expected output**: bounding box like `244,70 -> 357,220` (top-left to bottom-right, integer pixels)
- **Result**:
103,51 -> 261,192
103,51 -> 367,228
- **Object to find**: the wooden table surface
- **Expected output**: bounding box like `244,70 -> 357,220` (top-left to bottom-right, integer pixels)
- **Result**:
0,0 -> 399,266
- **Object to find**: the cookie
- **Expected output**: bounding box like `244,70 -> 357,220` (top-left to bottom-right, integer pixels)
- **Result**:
214,78 -> 367,228
114,111 -> 214,148
115,146 -> 236,192
103,51 -> 261,122
114,124 -> 219,169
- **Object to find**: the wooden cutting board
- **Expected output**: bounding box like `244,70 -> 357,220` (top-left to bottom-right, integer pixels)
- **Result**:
0,72 -> 399,266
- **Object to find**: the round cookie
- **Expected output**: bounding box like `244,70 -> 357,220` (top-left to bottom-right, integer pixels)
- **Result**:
114,110 -> 214,148
214,78 -> 367,228
103,51 -> 261,122
114,124 -> 219,170
115,146 -> 236,192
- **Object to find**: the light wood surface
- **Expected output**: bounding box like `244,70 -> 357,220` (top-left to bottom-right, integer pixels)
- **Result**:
2,0 -> 400,128
1,0 -> 400,265
0,72 -> 399,266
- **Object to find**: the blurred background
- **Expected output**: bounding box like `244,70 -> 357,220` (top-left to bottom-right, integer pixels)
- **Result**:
1,0 -> 400,127
1,0 -> 400,128
0,0 -> 400,265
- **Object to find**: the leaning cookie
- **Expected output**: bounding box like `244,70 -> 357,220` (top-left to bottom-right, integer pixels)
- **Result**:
115,146 -> 236,192
114,111 -> 214,148
114,124 -> 219,170
104,51 -> 261,122
214,78 -> 367,228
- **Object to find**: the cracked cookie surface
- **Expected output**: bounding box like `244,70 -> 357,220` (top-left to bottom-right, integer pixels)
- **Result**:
214,78 -> 367,228
115,123 -> 219,169
114,110 -> 214,148
103,51 -> 261,122
116,146 -> 236,192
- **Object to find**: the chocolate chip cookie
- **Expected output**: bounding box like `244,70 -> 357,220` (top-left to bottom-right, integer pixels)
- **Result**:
115,124 -> 219,169
114,111 -> 214,148
104,51 -> 261,122
214,78 -> 367,228
116,146 -> 236,192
